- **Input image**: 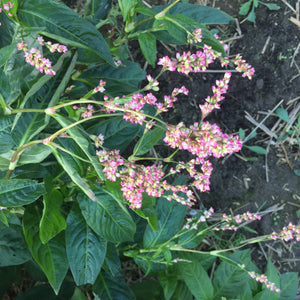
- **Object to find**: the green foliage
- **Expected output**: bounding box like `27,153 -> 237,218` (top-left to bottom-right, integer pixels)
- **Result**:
0,0 -> 297,299
239,0 -> 280,23
275,107 -> 300,176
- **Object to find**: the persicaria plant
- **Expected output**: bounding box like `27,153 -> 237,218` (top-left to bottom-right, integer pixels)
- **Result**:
0,0 -> 298,299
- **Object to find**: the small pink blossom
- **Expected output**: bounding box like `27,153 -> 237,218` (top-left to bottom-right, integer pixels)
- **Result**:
270,222 -> 300,242
93,80 -> 106,93
248,271 -> 280,293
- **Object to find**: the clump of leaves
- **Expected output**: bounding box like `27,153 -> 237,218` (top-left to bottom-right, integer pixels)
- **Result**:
239,0 -> 280,22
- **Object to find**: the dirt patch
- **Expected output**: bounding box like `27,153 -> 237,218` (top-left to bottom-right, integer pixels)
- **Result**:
173,0 -> 300,274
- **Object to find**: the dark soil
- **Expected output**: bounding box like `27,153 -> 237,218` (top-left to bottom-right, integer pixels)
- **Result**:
154,0 -> 300,276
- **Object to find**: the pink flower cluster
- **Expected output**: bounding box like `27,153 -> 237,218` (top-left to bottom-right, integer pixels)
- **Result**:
87,29 -> 254,209
270,222 -> 300,242
0,2 -> 14,23
96,149 -> 196,209
163,121 -> 242,193
185,207 -> 214,229
37,36 -> 68,53
158,46 -> 216,75
164,121 -> 242,159
199,72 -> 231,119
214,211 -> 261,231
17,41 -> 56,75
16,37 -> 68,75
94,134 -> 104,148
187,28 -> 202,44
222,211 -> 261,223
232,54 -> 255,79
0,206 -> 6,210
61,85 -> 75,96
157,29 -> 255,80
170,158 -> 213,192
82,104 -> 95,119
102,85 -> 188,125
145,75 -> 159,91
248,271 -> 281,293
93,80 -> 106,93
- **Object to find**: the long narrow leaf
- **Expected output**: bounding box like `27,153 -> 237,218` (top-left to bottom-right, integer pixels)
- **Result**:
51,114 -> 104,181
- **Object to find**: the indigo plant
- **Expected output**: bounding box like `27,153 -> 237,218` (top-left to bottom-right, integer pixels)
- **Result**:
0,0 -> 298,299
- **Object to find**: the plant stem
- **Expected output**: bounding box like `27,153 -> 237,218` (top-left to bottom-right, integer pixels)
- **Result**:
5,140 -> 43,180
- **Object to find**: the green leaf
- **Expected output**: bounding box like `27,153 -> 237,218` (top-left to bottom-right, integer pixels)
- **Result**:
40,188 -> 67,244
0,224 -> 31,266
244,145 -> 268,155
80,60 -> 146,96
0,43 -> 16,68
0,115 -> 15,154
12,113 -> 47,147
276,108 -> 290,123
51,147 -> 97,202
177,221 -> 206,248
11,50 -> 72,132
135,4 -> 156,16
143,196 -> 187,248
179,252 -> 216,271
0,12 -> 16,47
78,185 -> 136,243
154,13 -> 225,53
279,272 -> 298,300
133,194 -> 157,232
17,0 -> 113,64
0,150 -> 13,171
154,17 -> 187,44
47,51 -> 78,114
159,274 -> 178,300
52,114 -> 104,181
24,259 -> 48,282
71,287 -> 89,300
237,283 -> 253,300
66,203 -> 107,285
0,209 -> 9,226
170,281 -> 193,300
0,179 -> 45,207
102,242 -> 121,277
247,6 -> 256,22
18,144 -> 52,165
160,3 -> 234,24
260,2 -> 280,10
93,272 -> 136,300
84,0 -> 112,24
239,1 -> 252,15
118,0 -> 136,21
15,282 -> 75,300
239,128 -> 246,140
134,127 -> 164,156
295,169 -> 300,176
213,251 -> 251,298
88,117 -> 142,152
55,137 -> 88,176
23,204 -> 68,294
131,280 -> 164,300
178,253 -> 213,300
138,32 -> 157,67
